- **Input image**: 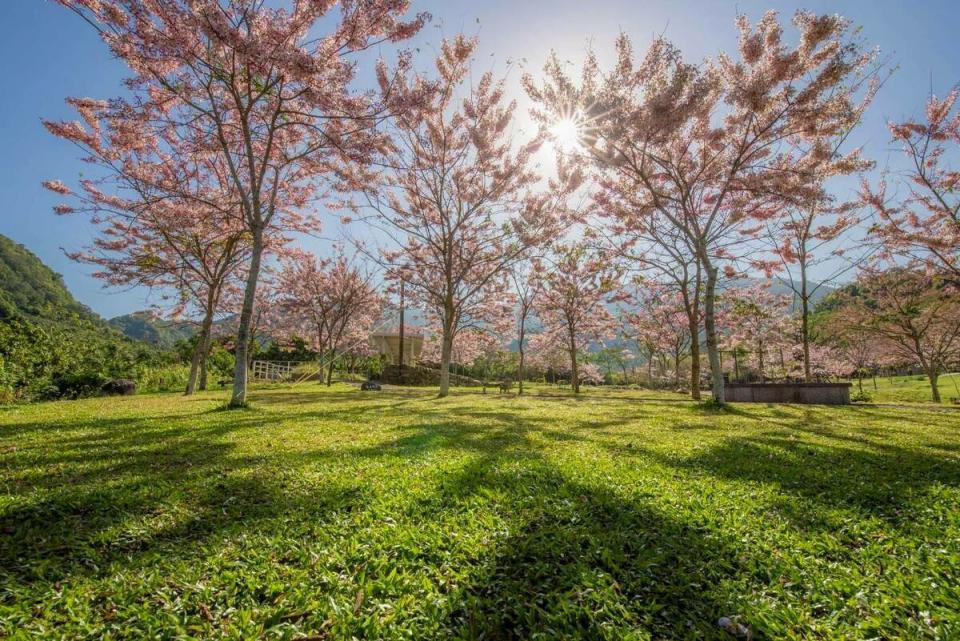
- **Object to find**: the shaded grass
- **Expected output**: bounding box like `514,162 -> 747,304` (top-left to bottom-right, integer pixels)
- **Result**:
1,384 -> 958,639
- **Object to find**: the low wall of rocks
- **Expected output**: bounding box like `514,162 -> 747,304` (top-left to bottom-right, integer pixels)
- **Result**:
724,383 -> 852,405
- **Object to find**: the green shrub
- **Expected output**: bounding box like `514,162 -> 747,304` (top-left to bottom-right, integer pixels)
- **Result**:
206,345 -> 234,378
135,363 -> 191,393
50,372 -> 109,399
0,314 -> 182,402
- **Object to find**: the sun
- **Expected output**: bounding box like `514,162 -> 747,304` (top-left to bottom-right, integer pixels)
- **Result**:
549,113 -> 584,153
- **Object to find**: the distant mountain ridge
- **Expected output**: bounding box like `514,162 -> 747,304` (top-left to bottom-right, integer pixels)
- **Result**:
108,311 -> 196,348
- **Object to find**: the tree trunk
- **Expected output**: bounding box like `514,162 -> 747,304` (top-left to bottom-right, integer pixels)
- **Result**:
570,349 -> 580,394
517,348 -> 525,395
800,263 -> 812,383
438,322 -> 454,397
198,291 -> 215,392
689,329 -> 701,400
185,303 -> 215,395
326,350 -> 336,386
230,229 -> 264,407
198,330 -> 211,391
569,329 -> 580,394
674,347 -> 681,388
702,262 -> 724,404
185,337 -> 204,396
929,369 -> 941,403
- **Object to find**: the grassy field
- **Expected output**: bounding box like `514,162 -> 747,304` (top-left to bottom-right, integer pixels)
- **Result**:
1,384 -> 958,640
848,372 -> 960,405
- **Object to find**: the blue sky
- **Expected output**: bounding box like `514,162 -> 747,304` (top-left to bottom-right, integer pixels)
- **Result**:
2,0 -> 959,318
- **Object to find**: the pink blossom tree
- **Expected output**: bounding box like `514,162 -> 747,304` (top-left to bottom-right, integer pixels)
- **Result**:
42,119 -> 254,395
527,11 -> 879,403
55,0 -> 426,407
526,332 -> 572,382
837,266 -> 960,402
533,244 -> 619,393
277,249 -> 381,386
605,227 -> 704,397
365,36 -> 581,396
863,87 -> 960,285
719,284 -> 794,381
509,259 -> 539,395
761,195 -> 870,382
622,282 -> 692,388
757,73 -> 879,382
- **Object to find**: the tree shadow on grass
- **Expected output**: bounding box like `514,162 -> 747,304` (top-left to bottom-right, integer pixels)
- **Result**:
422,456 -> 748,640
660,430 -> 960,528
1,456 -> 365,587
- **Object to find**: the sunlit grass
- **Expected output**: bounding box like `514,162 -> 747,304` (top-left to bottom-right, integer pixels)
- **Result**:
848,372 -> 960,404
1,384 -> 958,639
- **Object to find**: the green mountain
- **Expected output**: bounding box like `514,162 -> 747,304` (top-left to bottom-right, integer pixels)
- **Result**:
0,235 -> 101,323
0,234 -> 176,401
109,311 -> 195,347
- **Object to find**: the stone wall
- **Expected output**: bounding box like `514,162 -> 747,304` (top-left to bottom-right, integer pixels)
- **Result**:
724,383 -> 852,405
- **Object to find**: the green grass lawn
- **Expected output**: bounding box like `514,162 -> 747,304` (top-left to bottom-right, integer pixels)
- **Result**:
848,373 -> 960,405
1,385 -> 958,640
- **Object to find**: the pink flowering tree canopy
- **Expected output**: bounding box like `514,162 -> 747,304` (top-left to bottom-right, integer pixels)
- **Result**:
52,0 -> 427,405
526,10 -> 880,403
533,244 -> 620,393
363,35 -> 582,396
863,88 -> 960,285
277,248 -> 381,386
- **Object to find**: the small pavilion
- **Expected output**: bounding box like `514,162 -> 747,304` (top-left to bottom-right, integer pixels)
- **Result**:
369,328 -> 423,366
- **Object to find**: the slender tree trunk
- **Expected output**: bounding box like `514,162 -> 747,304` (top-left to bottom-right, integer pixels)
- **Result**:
198,288 -> 217,392
230,229 -> 263,407
185,304 -> 216,395
687,264 -> 703,400
570,350 -> 580,394
326,350 -> 336,386
702,261 -> 724,404
569,329 -> 580,394
518,348 -> 525,395
929,369 -> 941,403
689,326 -> 701,400
185,336 -> 204,396
733,350 -> 740,383
674,347 -> 681,388
800,263 -> 812,383
438,320 -> 454,397
198,329 -> 211,391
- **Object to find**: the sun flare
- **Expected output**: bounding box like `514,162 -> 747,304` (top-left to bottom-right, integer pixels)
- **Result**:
549,114 -> 584,153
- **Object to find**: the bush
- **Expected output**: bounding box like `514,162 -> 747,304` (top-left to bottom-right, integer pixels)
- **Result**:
50,372 -> 108,399
1,314 -> 183,402
135,363 -> 191,393
206,346 -> 234,378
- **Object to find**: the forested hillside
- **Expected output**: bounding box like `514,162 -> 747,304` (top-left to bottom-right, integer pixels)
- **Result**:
0,235 -> 181,401
0,235 -> 100,322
